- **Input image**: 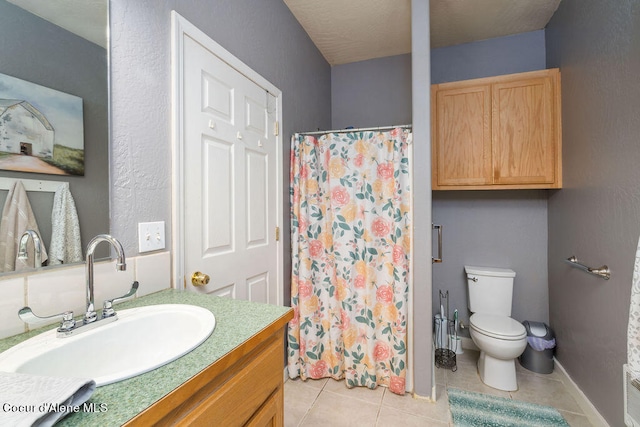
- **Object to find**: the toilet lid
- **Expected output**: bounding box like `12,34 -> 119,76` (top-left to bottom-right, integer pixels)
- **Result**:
470,313 -> 526,340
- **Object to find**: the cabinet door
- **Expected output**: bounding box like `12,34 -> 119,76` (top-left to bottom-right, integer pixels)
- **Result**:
432,84 -> 492,188
492,72 -> 558,185
246,388 -> 283,427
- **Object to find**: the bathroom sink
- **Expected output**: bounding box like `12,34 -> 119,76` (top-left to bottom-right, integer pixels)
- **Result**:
0,304 -> 216,386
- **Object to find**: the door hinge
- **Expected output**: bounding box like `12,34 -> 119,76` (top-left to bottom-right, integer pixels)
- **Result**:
274,121 -> 279,136
275,226 -> 280,241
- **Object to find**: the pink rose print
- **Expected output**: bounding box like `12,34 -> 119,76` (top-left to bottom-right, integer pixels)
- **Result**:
373,342 -> 391,362
298,216 -> 308,235
353,274 -> 366,289
371,217 -> 391,237
309,360 -> 328,379
331,186 -> 350,207
389,375 -> 406,394
309,240 -> 324,258
376,285 -> 393,304
298,281 -> 313,298
392,245 -> 404,265
377,162 -> 394,180
340,309 -> 350,330
354,154 -> 364,168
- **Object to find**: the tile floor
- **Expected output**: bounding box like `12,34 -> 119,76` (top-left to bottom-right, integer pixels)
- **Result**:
284,349 -> 605,427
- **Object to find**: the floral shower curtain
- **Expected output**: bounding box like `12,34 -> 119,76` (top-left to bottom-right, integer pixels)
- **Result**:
287,127 -> 411,395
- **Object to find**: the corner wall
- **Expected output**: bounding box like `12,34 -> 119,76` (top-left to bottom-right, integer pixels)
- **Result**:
546,1 -> 640,425
411,0 -> 433,397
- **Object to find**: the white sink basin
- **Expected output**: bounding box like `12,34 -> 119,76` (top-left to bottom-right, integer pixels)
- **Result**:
0,304 -> 215,386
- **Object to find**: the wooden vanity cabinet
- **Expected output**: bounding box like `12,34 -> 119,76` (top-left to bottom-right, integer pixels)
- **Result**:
125,310 -> 292,427
431,68 -> 562,190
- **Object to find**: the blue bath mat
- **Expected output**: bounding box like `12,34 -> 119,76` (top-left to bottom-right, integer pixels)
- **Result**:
448,388 -> 569,427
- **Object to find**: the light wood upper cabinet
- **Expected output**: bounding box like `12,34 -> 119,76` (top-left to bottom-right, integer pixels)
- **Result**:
432,69 -> 562,190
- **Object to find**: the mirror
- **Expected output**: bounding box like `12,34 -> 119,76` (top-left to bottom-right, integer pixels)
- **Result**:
0,0 -> 109,272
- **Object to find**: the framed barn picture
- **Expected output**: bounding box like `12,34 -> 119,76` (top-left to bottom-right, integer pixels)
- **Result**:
0,72 -> 84,176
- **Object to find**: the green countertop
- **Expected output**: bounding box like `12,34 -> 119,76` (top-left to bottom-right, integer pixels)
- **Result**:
0,290 -> 292,426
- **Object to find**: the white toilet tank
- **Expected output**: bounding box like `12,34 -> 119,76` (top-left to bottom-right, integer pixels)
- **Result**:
465,265 -> 516,316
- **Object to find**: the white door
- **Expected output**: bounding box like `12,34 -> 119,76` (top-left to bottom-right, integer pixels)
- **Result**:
180,33 -> 280,304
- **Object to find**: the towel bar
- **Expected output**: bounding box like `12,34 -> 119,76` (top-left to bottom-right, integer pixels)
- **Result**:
565,255 -> 610,280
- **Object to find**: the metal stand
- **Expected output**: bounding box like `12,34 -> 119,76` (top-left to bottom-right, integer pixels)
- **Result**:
434,290 -> 456,371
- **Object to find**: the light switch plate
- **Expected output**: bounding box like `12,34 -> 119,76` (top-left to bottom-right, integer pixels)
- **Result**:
138,221 -> 165,253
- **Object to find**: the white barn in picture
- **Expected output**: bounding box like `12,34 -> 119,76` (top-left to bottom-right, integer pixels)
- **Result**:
0,99 -> 54,159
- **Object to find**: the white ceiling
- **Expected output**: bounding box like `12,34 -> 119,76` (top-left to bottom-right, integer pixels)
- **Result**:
284,0 -> 561,66
7,0 -> 107,48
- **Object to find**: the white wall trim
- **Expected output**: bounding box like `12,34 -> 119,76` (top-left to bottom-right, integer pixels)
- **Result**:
554,359 -> 610,427
170,11 -> 284,305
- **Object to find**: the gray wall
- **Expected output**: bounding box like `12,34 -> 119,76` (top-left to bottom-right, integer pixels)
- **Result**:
109,0 -> 332,309
431,31 -> 550,330
331,54 -> 412,129
546,1 -> 640,425
431,30 -> 546,83
0,0 -> 109,260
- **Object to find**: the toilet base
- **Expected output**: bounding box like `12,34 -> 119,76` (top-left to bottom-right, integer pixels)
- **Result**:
477,351 -> 518,391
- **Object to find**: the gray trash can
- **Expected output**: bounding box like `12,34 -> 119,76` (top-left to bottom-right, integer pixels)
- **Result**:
519,321 -> 555,374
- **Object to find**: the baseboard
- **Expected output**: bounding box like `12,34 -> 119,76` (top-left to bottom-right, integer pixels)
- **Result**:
412,389 -> 435,402
460,336 -> 478,352
554,358 -> 610,427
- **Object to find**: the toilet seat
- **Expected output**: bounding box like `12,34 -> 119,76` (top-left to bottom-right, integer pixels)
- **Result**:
470,313 -> 526,341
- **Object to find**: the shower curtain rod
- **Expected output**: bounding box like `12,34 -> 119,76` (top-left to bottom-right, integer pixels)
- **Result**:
296,124 -> 412,136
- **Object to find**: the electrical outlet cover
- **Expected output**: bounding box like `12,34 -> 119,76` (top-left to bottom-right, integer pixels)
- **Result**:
138,221 -> 165,253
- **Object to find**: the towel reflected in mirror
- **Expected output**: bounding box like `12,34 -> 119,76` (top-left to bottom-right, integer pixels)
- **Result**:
0,181 -> 48,272
49,182 -> 82,265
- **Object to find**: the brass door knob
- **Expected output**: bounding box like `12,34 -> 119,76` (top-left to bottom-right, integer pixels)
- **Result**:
191,271 -> 210,287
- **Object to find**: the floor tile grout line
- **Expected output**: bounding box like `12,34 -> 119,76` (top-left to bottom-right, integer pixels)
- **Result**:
296,380 -> 328,427
373,388 -> 384,427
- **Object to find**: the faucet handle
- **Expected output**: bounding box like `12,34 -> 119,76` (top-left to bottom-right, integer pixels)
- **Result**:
18,307 -> 76,332
102,281 -> 139,318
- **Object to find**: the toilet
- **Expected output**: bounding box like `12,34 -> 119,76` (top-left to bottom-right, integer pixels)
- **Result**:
465,265 -> 527,391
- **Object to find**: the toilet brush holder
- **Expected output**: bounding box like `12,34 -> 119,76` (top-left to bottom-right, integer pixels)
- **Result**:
435,348 -> 457,371
449,336 -> 464,355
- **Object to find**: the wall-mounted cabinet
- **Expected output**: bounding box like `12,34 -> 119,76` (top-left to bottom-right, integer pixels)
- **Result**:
431,68 -> 562,190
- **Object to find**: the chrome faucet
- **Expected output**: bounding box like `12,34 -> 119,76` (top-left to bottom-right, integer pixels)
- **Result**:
18,234 -> 138,337
84,234 -> 126,323
17,229 -> 42,268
